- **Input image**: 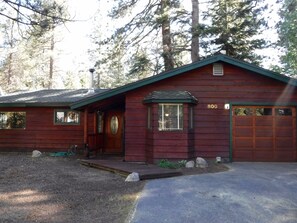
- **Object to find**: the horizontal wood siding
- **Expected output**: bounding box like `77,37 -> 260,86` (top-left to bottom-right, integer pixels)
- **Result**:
124,63 -> 297,162
125,96 -> 147,161
0,107 -> 84,152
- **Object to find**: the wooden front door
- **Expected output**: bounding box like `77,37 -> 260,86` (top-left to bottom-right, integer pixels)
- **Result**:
103,111 -> 124,154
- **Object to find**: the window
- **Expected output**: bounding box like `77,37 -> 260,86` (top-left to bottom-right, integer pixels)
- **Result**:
256,108 -> 272,116
275,108 -> 292,116
97,111 -> 104,133
110,116 -> 119,134
189,106 -> 194,129
54,110 -> 80,125
0,112 -> 26,129
147,106 -> 152,129
234,108 -> 253,116
158,104 -> 183,131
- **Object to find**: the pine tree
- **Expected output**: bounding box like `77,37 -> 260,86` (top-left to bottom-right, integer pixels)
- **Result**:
0,1 -> 70,92
277,0 -> 297,76
191,0 -> 200,62
200,0 -> 267,64
92,0 -> 191,82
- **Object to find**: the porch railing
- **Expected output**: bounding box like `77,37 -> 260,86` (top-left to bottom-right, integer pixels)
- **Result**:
87,133 -> 103,153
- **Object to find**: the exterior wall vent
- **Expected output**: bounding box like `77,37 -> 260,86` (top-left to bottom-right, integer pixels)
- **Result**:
213,63 -> 224,76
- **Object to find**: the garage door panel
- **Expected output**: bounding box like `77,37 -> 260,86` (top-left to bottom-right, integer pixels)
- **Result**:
274,151 -> 296,161
234,117 -> 253,126
255,128 -> 273,137
234,138 -> 253,148
254,151 -> 274,161
255,117 -> 273,126
275,128 -> 294,137
275,118 -> 293,127
234,128 -> 253,137
255,139 -> 273,148
233,106 -> 296,162
276,139 -> 294,148
234,151 -> 253,161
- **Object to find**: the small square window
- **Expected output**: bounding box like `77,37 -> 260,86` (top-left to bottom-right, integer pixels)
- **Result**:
234,108 -> 253,116
256,108 -> 272,116
54,110 -> 80,125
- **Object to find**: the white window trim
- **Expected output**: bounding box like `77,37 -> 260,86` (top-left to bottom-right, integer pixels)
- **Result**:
159,103 -> 183,131
54,109 -> 80,125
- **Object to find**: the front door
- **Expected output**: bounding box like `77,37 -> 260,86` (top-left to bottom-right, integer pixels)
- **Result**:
103,111 -> 124,154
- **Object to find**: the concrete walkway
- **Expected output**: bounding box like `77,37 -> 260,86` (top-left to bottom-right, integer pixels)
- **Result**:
129,163 -> 297,223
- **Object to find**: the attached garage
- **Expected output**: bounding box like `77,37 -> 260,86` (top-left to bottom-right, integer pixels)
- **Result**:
232,106 -> 297,162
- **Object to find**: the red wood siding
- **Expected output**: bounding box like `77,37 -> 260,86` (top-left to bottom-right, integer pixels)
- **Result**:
0,107 -> 85,152
124,63 -> 297,162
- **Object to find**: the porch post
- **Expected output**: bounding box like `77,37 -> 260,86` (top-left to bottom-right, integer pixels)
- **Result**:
84,107 -> 88,144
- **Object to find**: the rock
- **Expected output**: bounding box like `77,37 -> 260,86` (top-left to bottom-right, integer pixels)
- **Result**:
32,150 -> 42,158
125,172 -> 140,182
196,157 -> 208,168
185,161 -> 195,168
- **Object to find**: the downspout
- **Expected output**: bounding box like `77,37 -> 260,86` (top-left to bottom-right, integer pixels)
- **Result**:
229,103 -> 233,162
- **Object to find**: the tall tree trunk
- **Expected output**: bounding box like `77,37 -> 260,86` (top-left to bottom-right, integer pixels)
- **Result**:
48,32 -> 54,89
191,0 -> 199,62
7,21 -> 15,86
161,0 -> 174,71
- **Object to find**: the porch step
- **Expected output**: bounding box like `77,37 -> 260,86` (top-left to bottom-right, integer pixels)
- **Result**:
80,159 -> 182,180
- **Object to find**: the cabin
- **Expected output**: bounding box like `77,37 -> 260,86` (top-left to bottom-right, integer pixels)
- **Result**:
1,55 -> 297,163
0,89 -> 107,152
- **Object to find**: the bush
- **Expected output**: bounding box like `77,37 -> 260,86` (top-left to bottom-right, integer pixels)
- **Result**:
158,159 -> 187,169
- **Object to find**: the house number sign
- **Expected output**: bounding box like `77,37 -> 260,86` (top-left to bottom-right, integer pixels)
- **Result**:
207,104 -> 218,109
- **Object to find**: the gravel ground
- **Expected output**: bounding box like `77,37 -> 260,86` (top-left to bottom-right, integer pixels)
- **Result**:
0,153 -> 145,223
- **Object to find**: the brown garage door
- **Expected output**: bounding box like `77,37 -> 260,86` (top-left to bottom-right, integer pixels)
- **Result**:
232,106 -> 297,162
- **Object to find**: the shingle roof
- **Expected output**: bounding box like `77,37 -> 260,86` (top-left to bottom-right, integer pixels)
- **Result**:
143,90 -> 198,104
0,89 -> 109,107
71,54 -> 297,109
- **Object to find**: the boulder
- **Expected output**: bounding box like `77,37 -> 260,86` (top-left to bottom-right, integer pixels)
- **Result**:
196,157 -> 208,168
125,172 -> 140,182
185,161 -> 195,168
32,150 -> 42,158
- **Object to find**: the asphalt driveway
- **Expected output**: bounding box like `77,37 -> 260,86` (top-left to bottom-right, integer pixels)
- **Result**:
129,163 -> 297,223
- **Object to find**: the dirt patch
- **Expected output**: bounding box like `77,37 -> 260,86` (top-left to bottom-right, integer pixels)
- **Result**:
0,153 -> 145,223
0,153 -> 228,223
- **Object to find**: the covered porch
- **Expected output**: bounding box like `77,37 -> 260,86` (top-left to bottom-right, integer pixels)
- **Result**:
80,94 -> 127,158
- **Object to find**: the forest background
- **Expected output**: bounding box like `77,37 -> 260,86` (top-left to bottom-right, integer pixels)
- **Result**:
0,0 -> 296,94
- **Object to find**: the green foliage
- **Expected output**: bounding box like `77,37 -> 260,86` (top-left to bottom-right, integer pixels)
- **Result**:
158,159 -> 187,169
92,0 -> 192,85
128,52 -> 152,78
276,0 -> 297,76
0,1 -> 71,92
200,0 -> 267,64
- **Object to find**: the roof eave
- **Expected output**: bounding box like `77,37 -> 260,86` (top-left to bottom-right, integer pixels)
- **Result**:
0,102 -> 71,108
143,99 -> 198,104
71,54 -> 297,109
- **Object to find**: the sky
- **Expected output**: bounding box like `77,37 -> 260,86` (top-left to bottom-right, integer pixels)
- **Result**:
56,0 -> 281,74
55,0 -> 100,70
0,0 -> 283,89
